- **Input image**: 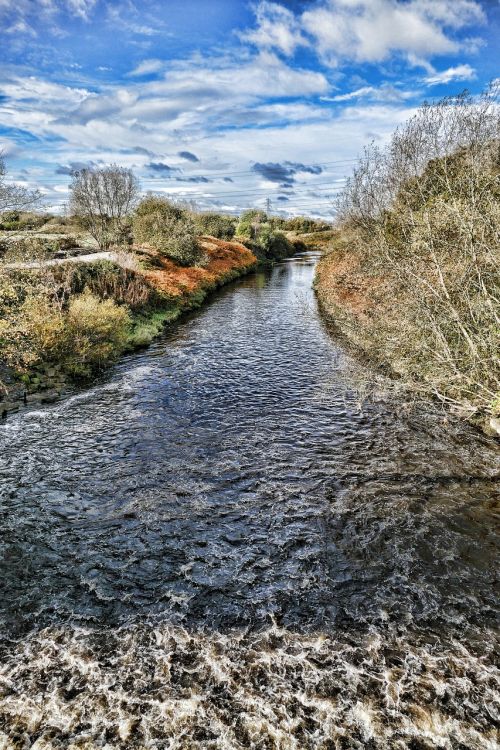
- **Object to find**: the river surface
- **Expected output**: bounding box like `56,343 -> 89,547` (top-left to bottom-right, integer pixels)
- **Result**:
0,251 -> 498,749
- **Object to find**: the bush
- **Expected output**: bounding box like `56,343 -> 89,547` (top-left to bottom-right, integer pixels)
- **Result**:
69,260 -> 157,310
258,226 -> 293,260
281,216 -> 331,233
133,196 -> 202,266
324,84 -> 500,416
194,212 -> 236,240
0,211 -> 48,231
236,210 -> 268,240
236,210 -> 293,261
0,290 -> 130,377
64,291 -> 130,376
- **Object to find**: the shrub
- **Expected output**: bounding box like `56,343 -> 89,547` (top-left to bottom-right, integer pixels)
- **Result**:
0,290 -> 130,377
194,212 -> 236,240
64,291 -> 130,376
258,226 -> 293,260
324,84 -> 500,416
236,210 -> 293,261
236,210 -> 268,240
282,216 -> 331,233
133,196 -> 202,266
69,260 -> 157,310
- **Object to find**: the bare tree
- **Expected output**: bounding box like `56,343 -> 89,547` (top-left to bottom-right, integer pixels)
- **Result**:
70,165 -> 140,249
0,154 -> 41,213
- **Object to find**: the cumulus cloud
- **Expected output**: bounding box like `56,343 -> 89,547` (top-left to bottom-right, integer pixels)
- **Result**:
240,1 -> 306,56
146,162 -> 179,175
129,146 -> 157,157
424,63 -> 476,85
245,0 -> 485,68
176,176 -> 210,183
55,160 -> 96,175
47,51 -> 328,130
178,151 -> 199,162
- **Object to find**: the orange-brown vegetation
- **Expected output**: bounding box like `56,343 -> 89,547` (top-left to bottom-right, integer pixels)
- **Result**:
315,233 -> 384,323
139,236 -> 257,299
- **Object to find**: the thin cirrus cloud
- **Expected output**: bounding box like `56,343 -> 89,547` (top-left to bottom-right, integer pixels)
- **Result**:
424,63 -> 477,85
325,83 -> 416,103
1,0 -> 97,33
128,59 -> 165,77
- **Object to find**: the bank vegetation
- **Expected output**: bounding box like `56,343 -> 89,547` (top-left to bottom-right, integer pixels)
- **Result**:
316,84 -> 499,422
0,171 -> 323,407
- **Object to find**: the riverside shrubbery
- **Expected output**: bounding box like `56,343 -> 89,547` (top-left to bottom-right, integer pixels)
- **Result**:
0,288 -> 130,377
193,212 -> 236,240
133,196 -> 203,266
236,210 -> 293,260
318,84 -> 500,418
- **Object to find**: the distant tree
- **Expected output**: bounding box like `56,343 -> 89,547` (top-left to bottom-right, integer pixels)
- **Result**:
70,165 -> 140,249
133,196 -> 202,266
0,154 -> 41,213
194,212 -> 236,240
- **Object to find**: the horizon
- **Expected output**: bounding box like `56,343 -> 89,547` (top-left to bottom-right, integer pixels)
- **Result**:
1,0 -> 499,218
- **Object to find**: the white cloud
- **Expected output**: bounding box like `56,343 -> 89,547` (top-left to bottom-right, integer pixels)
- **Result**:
128,59 -> 165,77
325,83 -> 414,102
63,0 -> 96,20
240,1 -> 307,56
0,53 -> 329,140
245,0 -> 485,68
424,63 -> 476,86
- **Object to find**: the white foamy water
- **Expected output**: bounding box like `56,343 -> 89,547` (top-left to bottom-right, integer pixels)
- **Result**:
0,623 -> 498,749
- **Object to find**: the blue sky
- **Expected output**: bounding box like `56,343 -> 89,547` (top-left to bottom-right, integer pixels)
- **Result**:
1,0 -> 498,217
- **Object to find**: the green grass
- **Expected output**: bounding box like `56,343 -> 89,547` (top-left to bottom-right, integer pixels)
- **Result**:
126,307 -> 182,349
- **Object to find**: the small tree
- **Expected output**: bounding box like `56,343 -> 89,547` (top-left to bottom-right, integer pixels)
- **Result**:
236,209 -> 267,240
0,155 -> 41,214
133,196 -> 202,266
70,165 -> 139,250
194,212 -> 236,240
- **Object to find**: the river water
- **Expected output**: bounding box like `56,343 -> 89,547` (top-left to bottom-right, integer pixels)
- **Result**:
0,251 -> 498,749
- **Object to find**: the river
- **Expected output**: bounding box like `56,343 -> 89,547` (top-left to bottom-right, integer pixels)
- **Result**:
0,251 -> 498,749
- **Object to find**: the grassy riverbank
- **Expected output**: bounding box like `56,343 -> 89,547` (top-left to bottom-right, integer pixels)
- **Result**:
315,133 -> 499,429
0,236 -> 258,414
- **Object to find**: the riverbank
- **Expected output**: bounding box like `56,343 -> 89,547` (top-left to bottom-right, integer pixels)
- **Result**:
0,236 -> 258,416
314,229 -> 500,436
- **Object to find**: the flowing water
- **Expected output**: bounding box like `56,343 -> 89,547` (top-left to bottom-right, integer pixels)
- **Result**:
0,251 -> 498,749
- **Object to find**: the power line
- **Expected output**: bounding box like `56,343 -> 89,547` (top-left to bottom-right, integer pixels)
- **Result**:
16,158 -> 358,183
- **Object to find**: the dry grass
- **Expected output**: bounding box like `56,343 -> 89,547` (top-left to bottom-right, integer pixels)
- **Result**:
140,237 -> 257,298
316,86 -> 500,420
